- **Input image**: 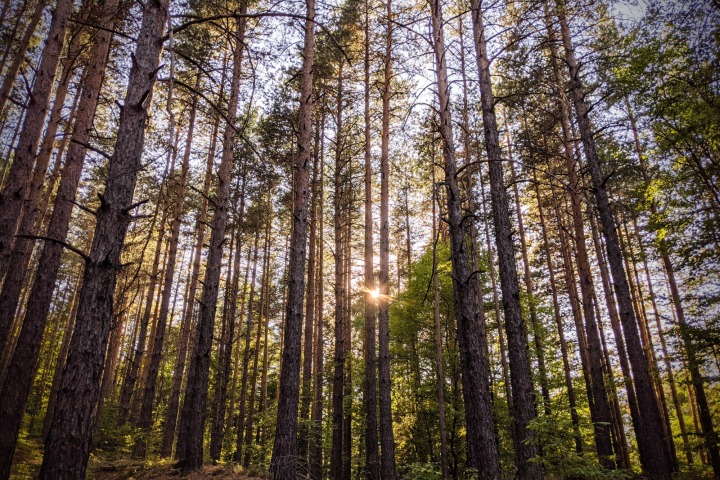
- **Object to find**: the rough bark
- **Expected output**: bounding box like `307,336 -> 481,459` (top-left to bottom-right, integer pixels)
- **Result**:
175,5 -> 247,472
362,1 -> 380,475
269,0 -> 314,475
429,0 -> 500,476
38,0 -> 169,476
468,0 -> 541,476
378,1 -> 398,478
0,0 -> 72,346
555,4 -> 674,477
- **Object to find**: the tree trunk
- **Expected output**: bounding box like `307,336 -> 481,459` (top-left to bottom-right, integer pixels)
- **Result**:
331,61 -> 347,480
0,0 -> 48,118
429,0 -> 500,476
134,87 -> 199,458
362,1 -> 380,475
431,167 -> 450,480
38,0 -> 169,476
309,113 -> 325,480
175,5 -> 247,472
269,0 -> 315,475
468,0 -> 541,477
160,77 -> 224,457
378,1 -> 398,478
0,0 -> 72,344
555,4 -> 674,477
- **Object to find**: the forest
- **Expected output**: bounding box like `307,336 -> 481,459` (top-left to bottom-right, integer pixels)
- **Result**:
0,0 -> 718,478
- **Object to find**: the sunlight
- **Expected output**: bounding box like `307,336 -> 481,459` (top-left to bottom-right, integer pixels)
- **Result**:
370,288 -> 381,299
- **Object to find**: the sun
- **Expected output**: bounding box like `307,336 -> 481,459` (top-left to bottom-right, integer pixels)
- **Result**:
369,288 -> 380,299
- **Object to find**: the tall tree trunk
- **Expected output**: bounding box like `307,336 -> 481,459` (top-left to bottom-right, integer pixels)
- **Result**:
532,171 -> 582,452
331,61 -> 347,480
429,0 -> 500,476
269,0 -> 315,475
362,0 -> 380,475
38,0 -> 169,476
0,0 -> 48,118
508,156 -> 551,416
626,98 -> 713,471
309,113 -> 325,480
234,227 -> 260,462
160,80 -> 224,457
175,5 -> 247,472
0,0 -> 72,343
299,120 -> 320,463
378,1 -> 397,478
243,220 -> 271,467
468,0 -> 541,477
555,4 -> 674,477
431,168 -> 450,480
134,88 -> 199,458
0,26 -> 79,367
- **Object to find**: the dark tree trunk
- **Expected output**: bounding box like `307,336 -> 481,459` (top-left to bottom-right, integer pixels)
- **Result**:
234,227 -> 260,462
331,62 -> 347,480
378,1 -> 398,478
0,0 -> 72,347
160,83 -> 224,457
133,89 -> 199,458
555,4 -> 674,478
269,0 -> 314,475
468,0 -> 541,477
362,1 -> 379,475
309,113 -> 325,480
429,0 -> 500,477
38,0 -> 169,476
175,5 -> 247,472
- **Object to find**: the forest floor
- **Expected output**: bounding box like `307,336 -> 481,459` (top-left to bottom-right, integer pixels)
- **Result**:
10,436 -> 263,480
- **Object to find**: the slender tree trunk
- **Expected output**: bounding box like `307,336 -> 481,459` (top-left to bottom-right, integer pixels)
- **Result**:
532,171 -> 582,452
378,1 -> 397,478
555,4 -> 674,477
38,0 -> 169,476
243,221 -> 271,467
269,0 -> 315,475
118,200 -> 169,425
468,0 -> 541,476
234,228 -> 261,462
134,87 -> 199,458
508,156 -> 551,416
429,0 -> 500,476
331,61 -> 347,480
432,169 -> 450,480
0,28 -> 79,368
160,81 -> 224,457
176,5 -> 247,472
362,1 -> 380,476
0,0 -> 48,118
299,120 -> 320,463
0,0 -> 72,341
309,113 -> 325,480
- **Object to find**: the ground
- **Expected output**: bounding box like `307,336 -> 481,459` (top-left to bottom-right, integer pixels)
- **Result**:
10,437 -> 263,479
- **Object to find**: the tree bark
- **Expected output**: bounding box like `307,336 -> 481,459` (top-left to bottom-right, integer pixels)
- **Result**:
175,4 -> 247,472
0,0 -> 72,345
269,0 -> 314,475
378,1 -> 398,478
0,0 -> 48,118
38,0 -> 169,476
429,0 -> 500,476
362,1 -> 380,475
555,3 -> 674,477
468,0 -> 541,476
